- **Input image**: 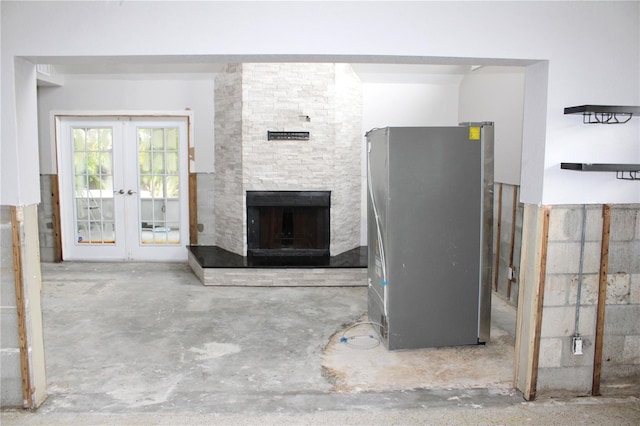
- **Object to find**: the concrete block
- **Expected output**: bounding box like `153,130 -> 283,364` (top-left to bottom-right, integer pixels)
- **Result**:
602,334 -> 626,364
1,349 -> 23,408
39,246 -> 56,263
606,273 -> 631,304
541,305 -> 595,338
0,224 -> 13,249
603,305 -> 640,336
609,207 -> 638,241
0,309 -> 20,348
548,205 -> 603,242
561,334 -> 594,368
0,206 -> 12,223
568,273 -> 599,306
544,274 -> 569,306
608,241 -> 640,274
630,274 -> 640,304
537,366 -> 592,395
538,337 -> 563,368
548,207 -> 579,242
601,363 -> 640,384
1,267 -> 17,305
509,282 -> 520,305
546,241 -> 601,275
622,335 -> 640,364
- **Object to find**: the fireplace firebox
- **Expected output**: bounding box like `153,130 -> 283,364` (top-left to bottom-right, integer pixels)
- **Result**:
246,191 -> 330,266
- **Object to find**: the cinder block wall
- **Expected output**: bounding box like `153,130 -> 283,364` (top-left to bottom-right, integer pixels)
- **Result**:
37,175 -> 56,262
493,183 -> 523,305
537,204 -> 640,395
601,205 -> 640,389
196,173 -> 216,245
0,206 -> 23,407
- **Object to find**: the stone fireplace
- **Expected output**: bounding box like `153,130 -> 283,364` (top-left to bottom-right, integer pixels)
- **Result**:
213,63 -> 363,259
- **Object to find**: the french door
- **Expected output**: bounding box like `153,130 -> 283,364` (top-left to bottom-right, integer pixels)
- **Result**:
58,116 -> 189,261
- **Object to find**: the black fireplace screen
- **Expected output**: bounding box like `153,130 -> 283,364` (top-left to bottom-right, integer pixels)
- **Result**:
247,191 -> 330,257
258,206 -> 328,249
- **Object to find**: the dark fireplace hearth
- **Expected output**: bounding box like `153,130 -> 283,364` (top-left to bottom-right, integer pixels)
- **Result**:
246,191 -> 330,266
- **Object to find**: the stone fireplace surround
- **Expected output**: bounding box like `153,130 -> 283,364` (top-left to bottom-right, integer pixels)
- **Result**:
213,63 -> 363,259
187,63 -> 366,285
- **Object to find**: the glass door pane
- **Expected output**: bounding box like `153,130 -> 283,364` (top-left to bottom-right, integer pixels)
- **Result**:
137,127 -> 181,245
72,127 -> 115,245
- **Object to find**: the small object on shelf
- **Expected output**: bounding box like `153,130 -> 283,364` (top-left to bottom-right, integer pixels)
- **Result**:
564,105 -> 640,124
561,163 -> 640,181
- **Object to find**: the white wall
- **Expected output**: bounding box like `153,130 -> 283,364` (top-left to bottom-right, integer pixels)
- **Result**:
2,1 -> 639,205
360,81 -> 460,244
362,82 -> 460,131
37,77 -> 215,174
1,58 -> 40,205
459,67 -> 526,185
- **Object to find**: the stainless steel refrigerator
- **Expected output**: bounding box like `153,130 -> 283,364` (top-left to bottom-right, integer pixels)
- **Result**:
366,124 -> 493,350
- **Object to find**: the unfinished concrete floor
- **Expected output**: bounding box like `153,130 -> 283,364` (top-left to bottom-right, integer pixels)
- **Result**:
3,262 -> 639,425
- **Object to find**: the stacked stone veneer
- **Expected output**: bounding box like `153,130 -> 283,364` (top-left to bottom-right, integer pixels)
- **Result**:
536,204 -> 640,395
214,63 -> 362,256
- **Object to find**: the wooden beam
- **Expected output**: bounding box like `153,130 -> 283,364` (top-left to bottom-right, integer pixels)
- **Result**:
528,205 -> 550,400
187,113 -> 198,247
52,116 -> 63,262
189,173 -> 198,246
50,174 -> 63,262
592,204 -> 611,396
507,186 -> 519,299
493,183 -> 503,292
10,207 -> 33,408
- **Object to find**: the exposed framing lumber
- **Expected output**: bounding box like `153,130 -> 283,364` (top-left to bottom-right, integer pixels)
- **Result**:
512,205 -> 528,390
592,204 -> 611,396
507,185 -> 519,299
528,205 -> 550,400
10,206 -> 33,408
50,175 -> 63,262
189,173 -> 198,246
187,113 -> 198,246
493,183 -> 503,292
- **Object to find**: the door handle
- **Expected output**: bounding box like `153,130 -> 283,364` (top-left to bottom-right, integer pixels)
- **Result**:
127,189 -> 137,195
116,189 -> 125,195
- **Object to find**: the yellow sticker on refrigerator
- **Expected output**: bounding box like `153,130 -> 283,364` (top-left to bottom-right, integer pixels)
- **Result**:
469,126 -> 481,140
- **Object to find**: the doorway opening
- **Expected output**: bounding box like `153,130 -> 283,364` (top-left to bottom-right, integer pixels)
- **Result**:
32,56 -> 541,409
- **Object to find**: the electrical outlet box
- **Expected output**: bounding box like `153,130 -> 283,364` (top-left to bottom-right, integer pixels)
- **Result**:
572,336 -> 583,355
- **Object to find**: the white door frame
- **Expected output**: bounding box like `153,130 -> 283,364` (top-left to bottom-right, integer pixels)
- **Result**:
54,111 -> 194,261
